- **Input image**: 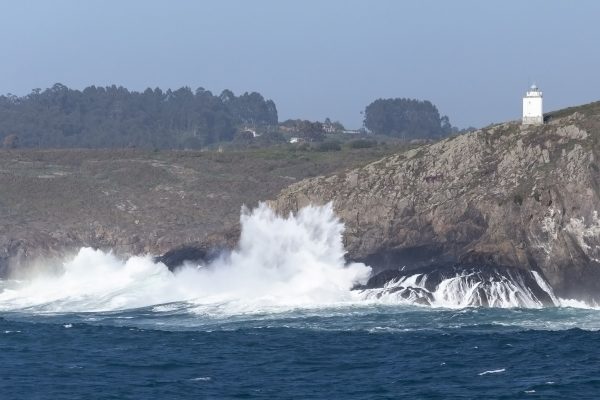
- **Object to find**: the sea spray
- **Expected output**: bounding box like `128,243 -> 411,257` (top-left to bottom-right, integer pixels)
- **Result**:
0,203 -> 371,313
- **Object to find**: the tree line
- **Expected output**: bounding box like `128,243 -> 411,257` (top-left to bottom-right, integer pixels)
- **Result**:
0,83 -> 461,149
0,83 -> 277,149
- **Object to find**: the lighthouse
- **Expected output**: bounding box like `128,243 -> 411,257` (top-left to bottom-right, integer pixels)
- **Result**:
522,84 -> 543,125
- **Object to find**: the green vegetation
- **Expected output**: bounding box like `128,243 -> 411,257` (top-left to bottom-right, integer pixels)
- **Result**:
280,118 -> 344,135
280,119 -> 327,142
348,138 -> 377,149
315,140 -> 342,152
0,84 -> 277,149
363,98 -> 455,139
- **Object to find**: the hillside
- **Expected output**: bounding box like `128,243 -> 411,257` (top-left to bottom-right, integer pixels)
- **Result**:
272,102 -> 600,302
0,144 -> 402,274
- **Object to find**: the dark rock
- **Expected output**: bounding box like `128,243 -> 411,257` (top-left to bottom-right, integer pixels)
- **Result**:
155,245 -> 225,271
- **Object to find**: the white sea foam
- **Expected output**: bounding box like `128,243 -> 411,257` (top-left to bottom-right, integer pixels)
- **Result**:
478,368 -> 505,376
0,203 -> 371,313
558,297 -> 600,310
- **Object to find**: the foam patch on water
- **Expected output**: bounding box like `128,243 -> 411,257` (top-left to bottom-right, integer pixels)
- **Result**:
558,298 -> 600,310
478,368 -> 505,376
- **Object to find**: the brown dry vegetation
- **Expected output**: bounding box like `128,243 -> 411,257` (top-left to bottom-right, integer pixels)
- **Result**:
0,144 -> 405,267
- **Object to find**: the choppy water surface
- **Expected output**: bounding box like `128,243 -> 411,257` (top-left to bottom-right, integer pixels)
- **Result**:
2,305 -> 600,399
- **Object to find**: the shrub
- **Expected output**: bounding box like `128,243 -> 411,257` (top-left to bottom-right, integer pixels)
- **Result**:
348,138 -> 377,149
2,134 -> 19,149
315,140 -> 341,152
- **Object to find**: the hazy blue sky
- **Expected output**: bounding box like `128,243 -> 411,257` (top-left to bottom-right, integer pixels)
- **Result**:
1,0 -> 599,128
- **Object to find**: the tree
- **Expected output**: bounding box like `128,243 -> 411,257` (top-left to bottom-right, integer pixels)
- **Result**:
225,91 -> 278,126
363,98 -> 454,139
2,134 -> 19,149
298,120 -> 325,142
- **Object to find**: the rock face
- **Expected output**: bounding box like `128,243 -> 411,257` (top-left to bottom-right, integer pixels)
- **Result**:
271,106 -> 600,302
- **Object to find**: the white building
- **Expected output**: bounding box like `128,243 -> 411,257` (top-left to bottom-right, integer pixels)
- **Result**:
522,84 -> 543,125
241,127 -> 261,138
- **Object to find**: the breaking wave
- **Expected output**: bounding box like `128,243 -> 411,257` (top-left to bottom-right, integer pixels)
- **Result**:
0,204 -> 594,314
358,268 -> 559,308
0,203 -> 370,313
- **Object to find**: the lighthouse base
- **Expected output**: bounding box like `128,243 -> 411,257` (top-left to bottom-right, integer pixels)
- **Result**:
522,116 -> 543,125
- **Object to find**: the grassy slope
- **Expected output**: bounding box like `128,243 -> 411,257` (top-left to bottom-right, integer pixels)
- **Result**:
0,144 -> 407,253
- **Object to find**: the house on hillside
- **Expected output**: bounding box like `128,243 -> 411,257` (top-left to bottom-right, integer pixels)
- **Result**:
241,127 -> 261,137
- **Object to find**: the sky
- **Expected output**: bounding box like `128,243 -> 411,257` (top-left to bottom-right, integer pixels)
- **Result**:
1,0 -> 599,129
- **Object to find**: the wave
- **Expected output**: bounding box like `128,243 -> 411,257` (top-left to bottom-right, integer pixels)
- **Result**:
0,203 -> 370,313
358,267 -> 559,308
0,203 -> 596,314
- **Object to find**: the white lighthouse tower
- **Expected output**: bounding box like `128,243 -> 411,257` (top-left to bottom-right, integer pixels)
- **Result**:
522,84 -> 543,125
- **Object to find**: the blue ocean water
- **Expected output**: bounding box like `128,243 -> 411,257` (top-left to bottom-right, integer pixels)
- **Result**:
2,305 -> 600,399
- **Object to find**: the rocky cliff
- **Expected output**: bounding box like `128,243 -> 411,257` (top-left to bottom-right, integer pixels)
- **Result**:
272,103 -> 600,302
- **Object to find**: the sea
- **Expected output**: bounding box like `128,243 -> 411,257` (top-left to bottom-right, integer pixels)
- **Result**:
1,204 -> 599,399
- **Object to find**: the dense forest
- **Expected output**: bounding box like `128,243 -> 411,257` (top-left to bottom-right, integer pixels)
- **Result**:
364,98 -> 456,139
0,84 -> 278,149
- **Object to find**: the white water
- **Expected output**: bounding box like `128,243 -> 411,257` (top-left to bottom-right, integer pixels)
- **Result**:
0,203 -> 595,313
0,203 -> 370,313
360,270 -> 558,308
